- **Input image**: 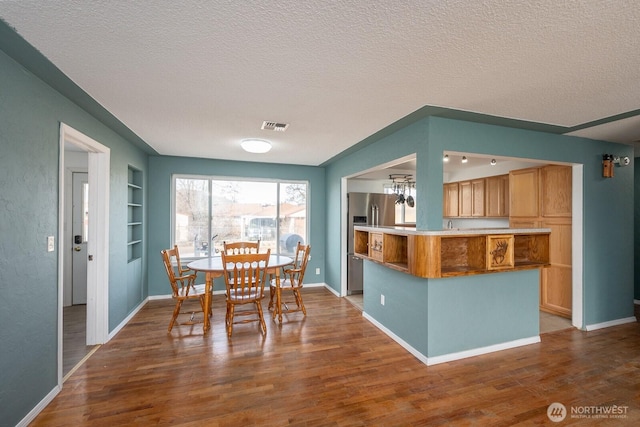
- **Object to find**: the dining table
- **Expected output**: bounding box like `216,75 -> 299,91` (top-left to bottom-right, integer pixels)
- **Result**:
187,253 -> 293,332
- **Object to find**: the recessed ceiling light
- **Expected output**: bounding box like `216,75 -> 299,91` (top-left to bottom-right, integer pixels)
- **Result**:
490,159 -> 497,166
443,154 -> 449,162
240,139 -> 272,153
461,156 -> 468,163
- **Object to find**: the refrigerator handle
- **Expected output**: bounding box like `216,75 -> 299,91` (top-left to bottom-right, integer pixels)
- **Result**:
371,204 -> 379,226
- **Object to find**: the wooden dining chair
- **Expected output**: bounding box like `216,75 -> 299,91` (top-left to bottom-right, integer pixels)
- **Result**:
223,240 -> 260,255
222,250 -> 270,337
161,246 -> 211,332
269,242 -> 311,318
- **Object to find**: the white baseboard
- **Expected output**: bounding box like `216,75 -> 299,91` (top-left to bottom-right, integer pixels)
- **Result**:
585,316 -> 637,331
426,336 -> 541,366
315,283 -> 338,297
363,311 -> 541,366
362,312 -> 429,365
16,384 -> 61,427
108,297 -> 149,340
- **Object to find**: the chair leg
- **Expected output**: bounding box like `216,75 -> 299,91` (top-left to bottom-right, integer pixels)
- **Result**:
256,301 -> 267,334
168,300 -> 183,332
294,288 -> 306,315
226,304 -> 235,337
268,285 -> 275,310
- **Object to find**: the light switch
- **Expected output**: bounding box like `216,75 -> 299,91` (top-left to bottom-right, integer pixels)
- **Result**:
47,236 -> 55,252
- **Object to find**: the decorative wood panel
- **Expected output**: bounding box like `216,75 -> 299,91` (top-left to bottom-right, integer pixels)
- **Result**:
486,235 -> 514,270
369,232 -> 384,262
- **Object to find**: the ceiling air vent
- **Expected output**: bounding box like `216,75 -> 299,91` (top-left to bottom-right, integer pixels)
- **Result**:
261,121 -> 289,132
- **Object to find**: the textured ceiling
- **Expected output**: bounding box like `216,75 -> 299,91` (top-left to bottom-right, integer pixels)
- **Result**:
2,1 -> 639,166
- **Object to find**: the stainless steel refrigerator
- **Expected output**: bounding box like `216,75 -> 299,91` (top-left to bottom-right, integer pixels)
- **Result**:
347,192 -> 397,294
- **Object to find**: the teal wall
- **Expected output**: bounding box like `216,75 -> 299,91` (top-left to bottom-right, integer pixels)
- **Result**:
324,118 -> 429,293
147,155 -> 326,295
424,117 -> 634,326
0,48 -> 150,425
635,157 -> 640,301
426,270 -> 539,356
324,114 -> 634,358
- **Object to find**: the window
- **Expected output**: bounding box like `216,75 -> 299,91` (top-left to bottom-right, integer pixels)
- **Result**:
173,176 -> 308,258
383,183 -> 416,224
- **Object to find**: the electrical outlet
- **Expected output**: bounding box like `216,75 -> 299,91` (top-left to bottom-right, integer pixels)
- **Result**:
381,294 -> 385,306
315,268 -> 320,275
47,236 -> 55,252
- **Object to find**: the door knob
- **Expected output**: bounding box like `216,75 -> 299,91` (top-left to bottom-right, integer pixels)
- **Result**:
74,246 -> 82,252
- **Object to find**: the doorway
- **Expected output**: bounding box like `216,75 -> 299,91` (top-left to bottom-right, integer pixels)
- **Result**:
58,123 -> 111,384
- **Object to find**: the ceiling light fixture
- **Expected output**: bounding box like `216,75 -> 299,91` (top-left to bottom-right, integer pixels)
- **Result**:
490,159 -> 497,166
443,154 -> 449,162
461,156 -> 468,163
240,139 -> 272,153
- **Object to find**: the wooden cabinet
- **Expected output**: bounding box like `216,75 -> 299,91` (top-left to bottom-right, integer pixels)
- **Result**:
540,165 -> 572,217
458,181 -> 472,217
485,174 -> 509,217
443,182 -> 459,217
540,217 -> 572,317
445,175 -> 506,218
471,179 -> 485,216
455,179 -> 485,217
509,164 -> 573,318
509,167 -> 540,218
354,227 -> 549,279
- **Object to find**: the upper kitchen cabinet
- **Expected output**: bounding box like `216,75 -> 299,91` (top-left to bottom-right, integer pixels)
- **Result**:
540,165 -> 572,217
485,174 -> 509,217
443,182 -> 459,217
509,167 -> 540,218
452,179 -> 485,217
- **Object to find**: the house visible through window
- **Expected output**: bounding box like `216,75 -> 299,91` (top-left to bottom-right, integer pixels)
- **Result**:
173,176 -> 308,257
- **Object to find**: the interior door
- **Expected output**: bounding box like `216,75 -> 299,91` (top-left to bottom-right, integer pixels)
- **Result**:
72,172 -> 88,305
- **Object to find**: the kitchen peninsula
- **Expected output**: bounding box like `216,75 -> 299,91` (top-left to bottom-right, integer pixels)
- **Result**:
353,225 -> 551,366
353,225 -> 550,278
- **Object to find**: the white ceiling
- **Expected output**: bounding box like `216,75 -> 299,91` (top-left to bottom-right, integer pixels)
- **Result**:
2,1 -> 639,166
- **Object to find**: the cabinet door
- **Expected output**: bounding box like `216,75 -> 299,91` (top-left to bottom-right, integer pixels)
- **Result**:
509,167 -> 539,217
443,182 -> 459,217
471,179 -> 485,217
541,165 -> 572,217
540,218 -> 572,318
459,181 -> 472,217
486,174 -> 509,217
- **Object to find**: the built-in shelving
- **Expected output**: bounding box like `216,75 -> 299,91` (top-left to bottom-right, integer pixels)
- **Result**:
127,167 -> 143,263
354,226 -> 550,279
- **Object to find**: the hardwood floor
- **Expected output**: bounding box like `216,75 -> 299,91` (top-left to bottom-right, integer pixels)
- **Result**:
63,305 -> 99,377
35,288 -> 640,426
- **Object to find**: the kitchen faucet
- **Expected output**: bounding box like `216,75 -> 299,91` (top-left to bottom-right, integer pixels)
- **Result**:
447,220 -> 453,229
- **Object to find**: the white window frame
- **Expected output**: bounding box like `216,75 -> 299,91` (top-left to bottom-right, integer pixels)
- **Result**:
171,174 -> 310,259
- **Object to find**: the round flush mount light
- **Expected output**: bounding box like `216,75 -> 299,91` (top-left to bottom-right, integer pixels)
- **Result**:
240,139 -> 272,153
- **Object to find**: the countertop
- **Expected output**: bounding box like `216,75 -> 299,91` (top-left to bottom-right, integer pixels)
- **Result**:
353,225 -> 551,236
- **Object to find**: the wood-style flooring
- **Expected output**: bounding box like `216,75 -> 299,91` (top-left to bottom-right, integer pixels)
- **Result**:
63,305 -> 98,377
35,288 -> 640,426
